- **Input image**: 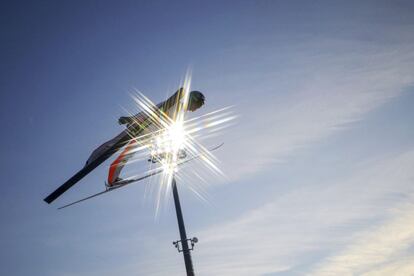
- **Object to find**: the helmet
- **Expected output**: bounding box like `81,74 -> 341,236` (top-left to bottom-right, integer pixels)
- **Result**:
188,91 -> 205,111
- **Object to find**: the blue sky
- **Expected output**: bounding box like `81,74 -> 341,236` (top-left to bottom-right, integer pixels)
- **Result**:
1,1 -> 414,275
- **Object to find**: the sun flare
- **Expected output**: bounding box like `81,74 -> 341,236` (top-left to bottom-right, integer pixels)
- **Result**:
119,74 -> 237,214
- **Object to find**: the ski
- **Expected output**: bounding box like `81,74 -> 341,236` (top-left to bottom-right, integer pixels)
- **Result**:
58,143 -> 223,209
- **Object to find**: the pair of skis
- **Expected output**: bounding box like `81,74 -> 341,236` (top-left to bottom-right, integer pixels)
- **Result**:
58,143 -> 223,209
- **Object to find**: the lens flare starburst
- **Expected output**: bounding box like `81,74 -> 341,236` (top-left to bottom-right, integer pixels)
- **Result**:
118,75 -> 236,214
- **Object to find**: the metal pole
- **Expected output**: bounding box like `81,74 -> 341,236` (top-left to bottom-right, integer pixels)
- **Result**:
172,176 -> 195,276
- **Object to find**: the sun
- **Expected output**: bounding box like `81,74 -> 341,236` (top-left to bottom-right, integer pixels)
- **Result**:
120,74 -> 236,214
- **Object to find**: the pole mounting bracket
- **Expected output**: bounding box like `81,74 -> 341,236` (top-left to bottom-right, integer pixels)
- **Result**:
173,237 -> 198,253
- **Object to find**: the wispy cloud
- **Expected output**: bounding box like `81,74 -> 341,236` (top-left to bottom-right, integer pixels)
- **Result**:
311,199 -> 414,275
193,149 -> 414,275
219,38 -> 414,181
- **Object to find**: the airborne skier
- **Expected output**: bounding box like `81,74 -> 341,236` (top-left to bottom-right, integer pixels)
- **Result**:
44,88 -> 205,204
